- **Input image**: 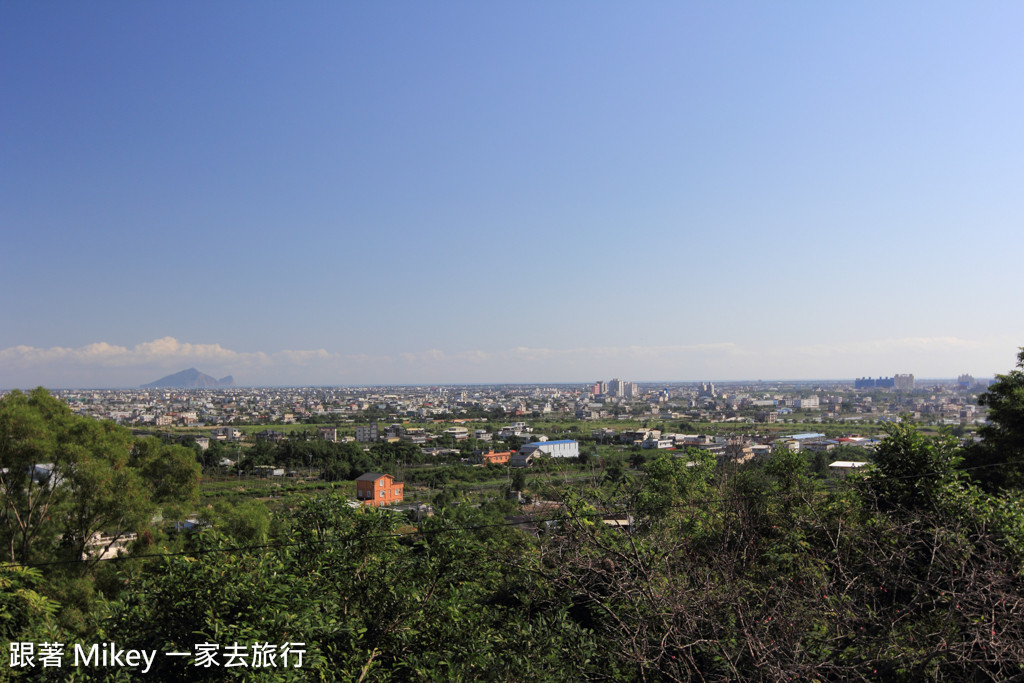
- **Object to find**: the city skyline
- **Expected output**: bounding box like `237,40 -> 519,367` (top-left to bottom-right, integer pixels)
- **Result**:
0,334 -> 1013,390
3,3 -> 1023,388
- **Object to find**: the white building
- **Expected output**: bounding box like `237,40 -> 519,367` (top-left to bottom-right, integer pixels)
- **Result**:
894,374 -> 915,391
498,422 -> 532,438
443,426 -> 469,440
518,439 -> 579,459
828,461 -> 868,479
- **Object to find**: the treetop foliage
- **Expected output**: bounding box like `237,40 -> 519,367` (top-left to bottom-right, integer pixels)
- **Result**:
965,347 -> 1024,490
6,347 -> 1024,682
0,388 -> 200,567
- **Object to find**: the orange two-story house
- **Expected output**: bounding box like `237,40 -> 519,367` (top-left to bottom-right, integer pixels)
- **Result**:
474,450 -> 513,465
355,472 -> 404,507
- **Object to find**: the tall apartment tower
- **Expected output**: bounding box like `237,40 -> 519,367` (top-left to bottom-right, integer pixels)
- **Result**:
608,378 -> 625,397
894,374 -> 915,391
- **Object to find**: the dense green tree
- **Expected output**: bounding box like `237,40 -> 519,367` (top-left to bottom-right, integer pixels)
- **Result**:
53,417 -> 152,564
763,446 -> 808,493
964,347 -> 1024,490
635,450 -> 714,520
0,565 -> 58,643
197,437 -> 226,469
129,437 -> 201,520
0,389 -> 207,645
601,459 -> 625,486
867,420 -> 961,511
0,389 -> 199,565
204,500 -> 271,544
829,443 -> 874,464
0,388 -> 67,564
107,498 -> 600,681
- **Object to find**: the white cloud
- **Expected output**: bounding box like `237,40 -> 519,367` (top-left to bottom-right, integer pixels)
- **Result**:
274,349 -> 333,365
1,337 -> 290,388
0,337 -> 269,368
0,335 -> 1018,389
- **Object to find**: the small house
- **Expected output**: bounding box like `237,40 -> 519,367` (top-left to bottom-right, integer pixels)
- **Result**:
355,472 -> 405,507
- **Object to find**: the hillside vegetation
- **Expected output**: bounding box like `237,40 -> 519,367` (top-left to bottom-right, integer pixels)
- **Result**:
4,352 -> 1024,681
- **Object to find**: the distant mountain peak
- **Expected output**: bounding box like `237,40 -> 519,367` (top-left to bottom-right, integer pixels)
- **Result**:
142,369 -> 235,389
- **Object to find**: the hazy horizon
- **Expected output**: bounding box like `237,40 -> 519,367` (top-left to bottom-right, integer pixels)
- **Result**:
1,367 -> 994,394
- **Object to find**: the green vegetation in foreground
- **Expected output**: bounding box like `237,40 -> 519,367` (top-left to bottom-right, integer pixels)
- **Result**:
3,350 -> 1024,680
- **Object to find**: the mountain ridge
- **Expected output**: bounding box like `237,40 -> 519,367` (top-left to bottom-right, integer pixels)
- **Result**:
142,368 -> 235,389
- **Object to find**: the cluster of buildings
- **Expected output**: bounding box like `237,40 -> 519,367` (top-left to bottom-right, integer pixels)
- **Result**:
20,376 -> 995,522
854,374 -> 916,391
353,439 -> 583,509
591,378 -> 641,398
48,386 -> 580,427
352,425 -> 879,509
22,373 -> 990,437
591,426 -> 879,462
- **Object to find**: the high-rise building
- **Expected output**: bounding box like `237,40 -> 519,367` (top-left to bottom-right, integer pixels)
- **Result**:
856,377 -> 895,389
894,374 -> 915,391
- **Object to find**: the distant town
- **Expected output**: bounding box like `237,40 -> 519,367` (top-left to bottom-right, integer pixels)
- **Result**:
33,372 -> 989,431
6,363 -> 1024,679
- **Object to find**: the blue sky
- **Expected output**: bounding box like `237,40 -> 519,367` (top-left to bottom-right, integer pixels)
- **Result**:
2,2 -> 1023,388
